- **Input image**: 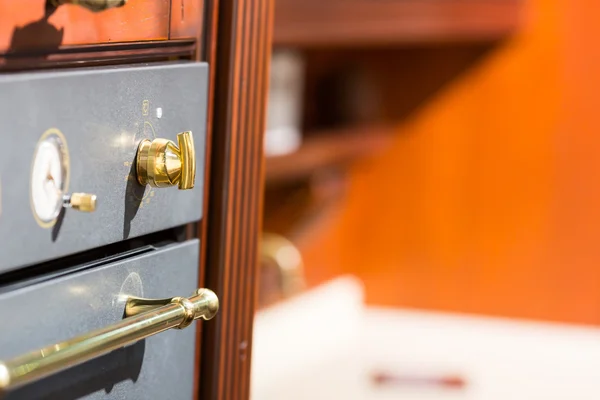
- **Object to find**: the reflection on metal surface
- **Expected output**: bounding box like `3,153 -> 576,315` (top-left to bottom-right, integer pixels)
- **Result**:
52,0 -> 128,12
136,131 -> 196,190
259,233 -> 306,307
0,288 -> 218,394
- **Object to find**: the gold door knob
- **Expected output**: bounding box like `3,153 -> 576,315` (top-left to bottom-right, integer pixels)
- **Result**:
136,131 -> 196,190
52,0 -> 127,12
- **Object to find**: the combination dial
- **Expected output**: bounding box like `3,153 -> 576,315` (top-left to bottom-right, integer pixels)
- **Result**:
30,129 -> 97,227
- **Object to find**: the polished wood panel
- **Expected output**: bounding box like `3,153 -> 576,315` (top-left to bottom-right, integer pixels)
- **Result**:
274,0 -> 523,47
0,0 -> 170,54
298,0 -> 600,325
201,0 -> 273,399
0,39 -> 196,71
171,0 -> 205,40
0,0 -> 207,69
195,2 -> 219,398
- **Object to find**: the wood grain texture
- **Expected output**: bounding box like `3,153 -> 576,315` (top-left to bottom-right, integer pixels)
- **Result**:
201,0 -> 273,399
274,0 -> 523,47
170,0 -> 205,40
298,0 -> 600,325
0,39 -> 196,71
0,0 -> 207,69
0,0 -> 170,54
195,0 -> 218,398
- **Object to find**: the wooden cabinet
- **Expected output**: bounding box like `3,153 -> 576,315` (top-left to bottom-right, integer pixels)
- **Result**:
0,1 -> 272,399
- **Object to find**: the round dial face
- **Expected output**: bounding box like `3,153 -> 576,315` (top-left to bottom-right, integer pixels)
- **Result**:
30,130 -> 69,226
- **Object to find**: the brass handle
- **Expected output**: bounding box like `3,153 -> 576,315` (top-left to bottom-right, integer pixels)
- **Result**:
0,288 -> 218,393
136,131 -> 196,190
63,192 -> 97,213
52,0 -> 127,12
259,233 -> 306,306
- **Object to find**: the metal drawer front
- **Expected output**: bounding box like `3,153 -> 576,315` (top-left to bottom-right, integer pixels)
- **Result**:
0,62 -> 208,272
0,240 -> 200,400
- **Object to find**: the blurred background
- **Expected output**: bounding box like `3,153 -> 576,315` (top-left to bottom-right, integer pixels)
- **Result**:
253,0 -> 600,398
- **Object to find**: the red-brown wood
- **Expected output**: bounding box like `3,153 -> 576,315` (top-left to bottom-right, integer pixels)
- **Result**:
0,0 -> 170,54
171,0 -> 205,41
0,39 -> 196,71
201,0 -> 273,399
195,0 -> 219,398
0,0 -> 208,69
274,0 -> 523,47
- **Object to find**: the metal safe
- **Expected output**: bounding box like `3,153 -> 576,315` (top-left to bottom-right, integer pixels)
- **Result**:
0,63 -> 217,398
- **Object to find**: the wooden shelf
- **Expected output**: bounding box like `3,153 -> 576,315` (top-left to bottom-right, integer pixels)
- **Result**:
274,0 -> 523,47
265,125 -> 392,185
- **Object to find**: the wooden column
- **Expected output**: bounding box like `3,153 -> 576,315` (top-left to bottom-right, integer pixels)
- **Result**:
201,0 -> 273,398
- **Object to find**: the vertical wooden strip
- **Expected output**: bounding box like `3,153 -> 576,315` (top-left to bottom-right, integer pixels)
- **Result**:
239,0 -> 268,396
224,0 -> 248,393
230,0 -> 253,396
235,0 -> 258,395
201,0 -> 273,398
195,1 -> 219,398
249,0 -> 270,394
232,0 -> 253,396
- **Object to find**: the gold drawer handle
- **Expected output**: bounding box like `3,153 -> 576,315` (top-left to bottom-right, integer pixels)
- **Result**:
0,288 -> 218,393
52,0 -> 127,12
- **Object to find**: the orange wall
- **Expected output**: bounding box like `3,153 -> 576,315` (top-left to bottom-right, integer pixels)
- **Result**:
300,0 -> 600,324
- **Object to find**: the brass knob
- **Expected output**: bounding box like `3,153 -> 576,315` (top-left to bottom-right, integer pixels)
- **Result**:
135,131 -> 196,190
52,0 -> 127,12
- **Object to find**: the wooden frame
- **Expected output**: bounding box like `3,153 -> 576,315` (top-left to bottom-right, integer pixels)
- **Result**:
200,0 -> 273,399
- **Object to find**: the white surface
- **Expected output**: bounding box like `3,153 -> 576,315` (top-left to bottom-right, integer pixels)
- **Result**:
264,50 -> 304,157
251,276 -> 365,400
363,308 -> 600,400
252,276 -> 600,399
31,134 -> 66,223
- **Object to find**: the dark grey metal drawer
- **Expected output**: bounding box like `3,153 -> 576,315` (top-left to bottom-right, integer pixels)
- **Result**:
0,62 -> 208,272
0,239 -> 200,400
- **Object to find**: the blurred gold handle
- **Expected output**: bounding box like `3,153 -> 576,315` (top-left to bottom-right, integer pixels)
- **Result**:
52,0 -> 127,12
261,233 -> 305,299
0,289 -> 218,393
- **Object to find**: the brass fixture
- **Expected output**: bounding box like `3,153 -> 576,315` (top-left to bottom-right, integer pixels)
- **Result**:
136,131 -> 196,190
259,233 -> 306,307
64,192 -> 97,213
52,0 -> 127,12
0,288 -> 218,393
